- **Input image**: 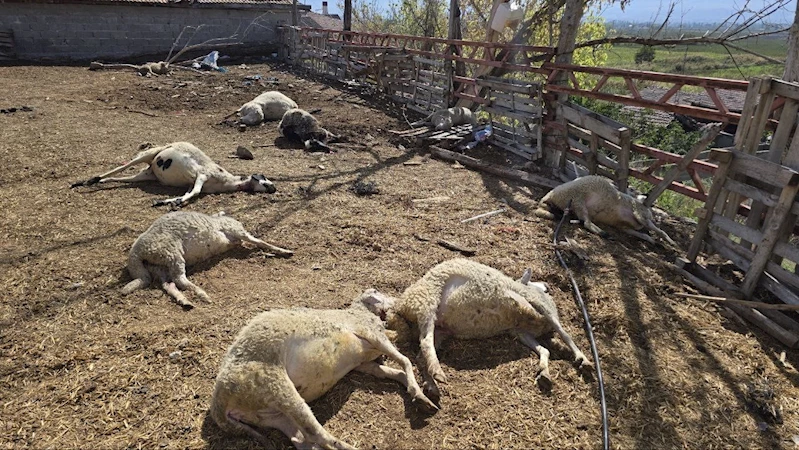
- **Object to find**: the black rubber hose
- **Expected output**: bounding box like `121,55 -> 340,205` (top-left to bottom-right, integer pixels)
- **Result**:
553,201 -> 610,450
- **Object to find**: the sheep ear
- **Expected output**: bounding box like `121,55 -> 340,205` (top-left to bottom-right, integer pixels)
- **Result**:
518,268 -> 532,285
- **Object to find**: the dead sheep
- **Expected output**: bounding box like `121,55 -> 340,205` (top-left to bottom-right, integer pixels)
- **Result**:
122,211 -> 292,308
210,289 -> 437,449
278,108 -> 338,152
535,175 -> 676,245
237,91 -> 298,126
410,106 -> 476,131
367,259 -> 592,401
71,142 -> 277,208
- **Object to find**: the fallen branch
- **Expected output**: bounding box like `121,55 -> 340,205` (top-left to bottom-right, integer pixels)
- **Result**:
675,292 -> 799,312
461,208 -> 505,223
430,146 -> 559,189
125,108 -> 158,118
413,234 -> 476,256
436,239 -> 476,256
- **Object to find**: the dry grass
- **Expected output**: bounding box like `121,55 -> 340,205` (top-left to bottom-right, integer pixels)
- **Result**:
1,63 -> 798,450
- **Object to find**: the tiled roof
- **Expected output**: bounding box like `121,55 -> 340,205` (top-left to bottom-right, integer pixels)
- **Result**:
620,85 -> 748,127
300,11 -> 343,29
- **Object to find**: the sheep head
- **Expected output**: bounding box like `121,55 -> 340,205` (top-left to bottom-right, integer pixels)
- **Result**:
245,174 -> 277,194
356,288 -> 396,321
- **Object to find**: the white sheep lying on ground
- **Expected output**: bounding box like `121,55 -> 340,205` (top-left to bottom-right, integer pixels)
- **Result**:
367,259 -> 591,401
535,175 -> 676,246
210,289 -> 437,449
122,211 -> 292,308
71,142 -> 277,208
409,106 -> 476,131
278,108 -> 338,152
237,91 -> 298,126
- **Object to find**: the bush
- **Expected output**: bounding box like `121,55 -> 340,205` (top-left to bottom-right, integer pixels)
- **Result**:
635,46 -> 655,64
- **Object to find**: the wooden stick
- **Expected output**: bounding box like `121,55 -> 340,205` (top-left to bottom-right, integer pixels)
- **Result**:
461,208 -> 505,223
675,292 -> 799,311
430,146 -> 558,189
437,239 -> 476,256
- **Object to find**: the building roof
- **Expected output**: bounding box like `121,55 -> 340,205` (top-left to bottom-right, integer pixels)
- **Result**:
5,0 -> 309,9
300,10 -> 343,29
620,85 -> 748,127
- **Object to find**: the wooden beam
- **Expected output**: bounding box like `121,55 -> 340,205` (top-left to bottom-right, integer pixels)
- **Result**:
675,293 -> 799,312
686,149 -> 734,262
644,122 -> 722,207
429,146 -> 558,189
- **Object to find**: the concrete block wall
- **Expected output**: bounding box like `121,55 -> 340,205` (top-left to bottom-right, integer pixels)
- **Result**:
0,3 -> 292,61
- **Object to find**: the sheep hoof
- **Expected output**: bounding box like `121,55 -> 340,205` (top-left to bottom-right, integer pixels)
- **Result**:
413,394 -> 440,414
535,370 -> 552,391
71,176 -> 100,188
422,381 -> 441,406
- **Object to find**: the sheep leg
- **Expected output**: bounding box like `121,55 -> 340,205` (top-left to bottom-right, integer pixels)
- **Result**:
153,174 -> 208,208
550,319 -> 592,370
71,147 -> 160,187
506,290 -> 591,370
97,167 -> 158,184
354,334 -> 438,412
270,372 -> 357,450
645,218 -> 676,246
170,260 -> 211,303
516,331 -> 552,387
417,316 -> 446,403
355,362 -> 437,412
572,203 -> 607,236
149,266 -> 194,309
121,257 -> 151,295
241,233 -> 294,257
621,228 -> 656,245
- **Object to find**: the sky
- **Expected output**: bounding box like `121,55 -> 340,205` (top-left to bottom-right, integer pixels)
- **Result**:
305,0 -> 797,25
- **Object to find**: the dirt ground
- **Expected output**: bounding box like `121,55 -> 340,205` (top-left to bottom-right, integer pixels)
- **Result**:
1,62 -> 798,450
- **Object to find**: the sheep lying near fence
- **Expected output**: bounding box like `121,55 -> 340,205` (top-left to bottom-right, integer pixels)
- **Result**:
278,108 -> 338,152
367,259 -> 592,402
535,175 -> 676,246
210,289 -> 437,449
236,91 -> 298,126
122,211 -> 292,308
71,142 -> 277,208
410,106 -> 476,131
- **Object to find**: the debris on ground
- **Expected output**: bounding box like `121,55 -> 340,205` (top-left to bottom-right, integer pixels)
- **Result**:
228,146 -> 254,160
350,180 -> 380,196
1,106 -> 33,114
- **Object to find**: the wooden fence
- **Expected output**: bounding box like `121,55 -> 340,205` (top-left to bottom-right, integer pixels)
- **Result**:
279,27 -> 799,345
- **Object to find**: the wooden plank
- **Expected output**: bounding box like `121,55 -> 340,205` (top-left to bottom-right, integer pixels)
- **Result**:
491,96 -> 541,115
687,149 -> 734,262
728,150 -> 799,188
770,78 -> 799,100
476,78 -> 539,94
742,177 -> 799,296
709,214 -> 763,245
559,104 -> 624,143
766,98 -> 799,163
617,129 -> 631,193
724,178 -> 779,208
484,105 -> 536,123
644,122 -> 723,207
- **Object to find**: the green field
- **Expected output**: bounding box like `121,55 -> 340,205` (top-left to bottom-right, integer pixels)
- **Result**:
601,37 -> 788,80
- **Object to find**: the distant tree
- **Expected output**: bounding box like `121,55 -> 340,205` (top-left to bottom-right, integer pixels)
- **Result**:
634,45 -> 655,64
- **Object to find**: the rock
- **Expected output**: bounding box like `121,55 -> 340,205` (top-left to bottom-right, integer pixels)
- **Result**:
235,146 -> 254,160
